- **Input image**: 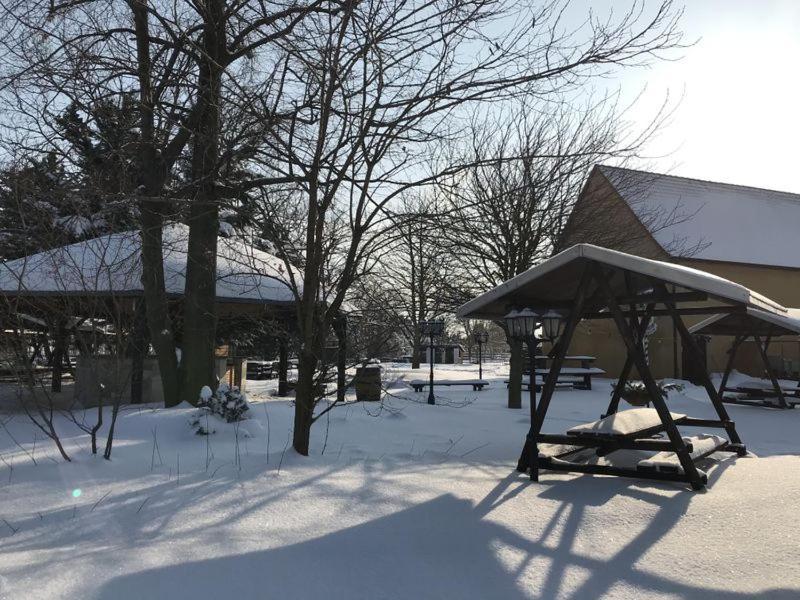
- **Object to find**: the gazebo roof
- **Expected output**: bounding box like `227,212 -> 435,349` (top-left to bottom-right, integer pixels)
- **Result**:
456,244 -> 786,320
0,223 -> 298,306
689,307 -> 800,338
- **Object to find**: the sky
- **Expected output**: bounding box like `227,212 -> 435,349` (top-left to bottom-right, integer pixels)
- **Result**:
597,0 -> 800,193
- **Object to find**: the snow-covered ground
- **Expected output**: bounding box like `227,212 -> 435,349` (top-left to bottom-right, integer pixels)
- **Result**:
1,362 -> 799,599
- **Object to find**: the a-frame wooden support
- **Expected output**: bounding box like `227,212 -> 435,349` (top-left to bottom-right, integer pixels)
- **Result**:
605,303 -> 654,417
517,267 -> 592,479
718,331 -> 795,409
655,283 -> 745,448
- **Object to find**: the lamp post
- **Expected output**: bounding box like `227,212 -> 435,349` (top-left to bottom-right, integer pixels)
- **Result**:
419,319 -> 445,405
472,329 -> 489,380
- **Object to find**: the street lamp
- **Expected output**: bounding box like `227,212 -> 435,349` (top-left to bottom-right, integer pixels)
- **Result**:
472,329 -> 489,380
505,308 -> 541,479
419,319 -> 445,405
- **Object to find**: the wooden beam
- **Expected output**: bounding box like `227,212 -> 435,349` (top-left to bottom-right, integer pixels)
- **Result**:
605,303 -> 654,417
596,269 -> 706,490
754,333 -> 788,409
538,433 -> 694,453
581,305 -> 745,319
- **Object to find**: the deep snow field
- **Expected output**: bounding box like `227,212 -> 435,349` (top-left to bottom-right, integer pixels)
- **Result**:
1,362 -> 799,599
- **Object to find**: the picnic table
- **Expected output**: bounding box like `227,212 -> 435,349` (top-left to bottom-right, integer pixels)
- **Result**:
523,356 -> 604,390
408,379 -> 489,392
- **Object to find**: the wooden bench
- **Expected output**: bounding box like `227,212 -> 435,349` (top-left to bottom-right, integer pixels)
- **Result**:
408,379 -> 489,392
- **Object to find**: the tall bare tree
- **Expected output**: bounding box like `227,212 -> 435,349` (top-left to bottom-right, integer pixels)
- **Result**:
243,0 -> 686,454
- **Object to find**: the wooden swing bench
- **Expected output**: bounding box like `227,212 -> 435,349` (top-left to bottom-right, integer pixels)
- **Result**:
535,408 -> 742,486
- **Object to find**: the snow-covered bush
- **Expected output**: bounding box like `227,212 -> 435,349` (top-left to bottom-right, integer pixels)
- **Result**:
189,383 -> 251,435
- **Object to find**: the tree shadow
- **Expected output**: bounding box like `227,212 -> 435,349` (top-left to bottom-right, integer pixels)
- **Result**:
93,457 -> 796,600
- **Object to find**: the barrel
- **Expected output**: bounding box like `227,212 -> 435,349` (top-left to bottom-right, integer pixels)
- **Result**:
354,366 -> 382,401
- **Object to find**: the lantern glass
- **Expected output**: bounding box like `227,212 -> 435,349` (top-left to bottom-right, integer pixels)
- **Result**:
518,308 -> 539,338
473,330 -> 489,344
504,310 -> 519,338
541,310 -> 565,341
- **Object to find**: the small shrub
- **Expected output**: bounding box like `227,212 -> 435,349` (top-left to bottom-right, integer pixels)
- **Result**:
613,380 -> 684,407
189,383 -> 250,435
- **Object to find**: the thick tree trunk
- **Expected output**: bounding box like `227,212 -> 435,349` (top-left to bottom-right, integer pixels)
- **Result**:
180,199 -> 219,403
130,0 -> 181,407
508,336 -> 523,409
140,204 -> 181,406
180,0 -> 224,404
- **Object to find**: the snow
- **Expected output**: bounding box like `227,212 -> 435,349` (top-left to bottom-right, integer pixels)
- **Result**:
601,165 -> 800,269
566,408 -> 686,437
0,223 -> 298,304
1,362 -> 800,599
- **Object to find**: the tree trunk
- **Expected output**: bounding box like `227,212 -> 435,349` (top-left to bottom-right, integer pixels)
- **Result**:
180,199 -> 219,403
508,335 -> 523,409
277,341 -> 289,396
127,298 -> 149,404
411,324 -> 421,369
292,349 -> 317,455
130,0 -> 181,407
180,0 -> 224,404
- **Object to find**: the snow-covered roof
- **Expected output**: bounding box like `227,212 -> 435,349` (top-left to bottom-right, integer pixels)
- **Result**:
599,166 -> 800,269
689,307 -> 800,338
0,224 -> 298,305
456,244 -> 787,320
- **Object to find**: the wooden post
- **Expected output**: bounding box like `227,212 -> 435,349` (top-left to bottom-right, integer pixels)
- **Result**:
598,272 -> 705,490
517,267 -> 592,480
277,340 -> 289,397
50,320 -> 67,393
718,335 -> 743,397
754,333 -> 788,408
656,283 -> 743,447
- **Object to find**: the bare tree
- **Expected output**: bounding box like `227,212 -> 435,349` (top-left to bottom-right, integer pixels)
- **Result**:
239,0 -> 686,454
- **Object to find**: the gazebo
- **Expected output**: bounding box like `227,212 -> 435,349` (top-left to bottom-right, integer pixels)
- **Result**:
0,223 -> 301,402
457,244 -> 791,490
690,308 -> 800,409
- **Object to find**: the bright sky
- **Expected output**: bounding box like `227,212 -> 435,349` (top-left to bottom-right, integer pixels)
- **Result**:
603,0 -> 800,193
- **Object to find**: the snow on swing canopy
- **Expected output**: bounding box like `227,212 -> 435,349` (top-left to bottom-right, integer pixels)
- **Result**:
689,307 -> 800,338
0,223 -> 299,305
456,244 -> 787,320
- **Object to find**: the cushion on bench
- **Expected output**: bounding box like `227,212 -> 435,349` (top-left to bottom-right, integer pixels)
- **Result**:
567,408 -> 686,437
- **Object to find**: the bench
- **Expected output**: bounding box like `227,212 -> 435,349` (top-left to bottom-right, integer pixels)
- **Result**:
408,379 -> 489,392
721,380 -> 800,409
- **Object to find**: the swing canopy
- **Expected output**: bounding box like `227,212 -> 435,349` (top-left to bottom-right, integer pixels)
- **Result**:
689,307 -> 800,337
457,244 -> 787,320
